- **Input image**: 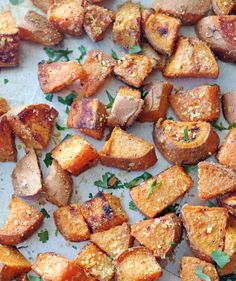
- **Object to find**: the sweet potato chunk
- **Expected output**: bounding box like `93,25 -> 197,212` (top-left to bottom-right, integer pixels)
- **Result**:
107,87 -> 144,127
31,0 -> 54,13
113,54 -> 153,88
217,192 -> 236,216
99,127 -> 157,171
182,204 -> 228,262
51,135 -> 98,176
114,247 -> 162,281
0,97 -> 9,116
0,244 -> 31,281
222,92 -> 236,124
113,1 -> 141,49
212,0 -> 235,15
0,116 -> 17,162
80,192 -> 128,233
38,61 -> 87,94
130,165 -> 193,218
163,37 -> 219,78
143,13 -> 180,55
67,98 -> 107,140
44,160 -> 73,207
90,223 -> 133,258
19,11 -> 63,46
153,120 -> 220,165
48,0 -> 85,36
131,213 -> 182,258
12,149 -> 43,197
7,104 -> 58,150
0,11 -> 20,67
140,42 -> 165,70
169,85 -> 221,122
79,50 -> 116,97
138,82 -> 172,122
0,196 -> 44,246
75,243 -> 115,281
181,256 -> 219,281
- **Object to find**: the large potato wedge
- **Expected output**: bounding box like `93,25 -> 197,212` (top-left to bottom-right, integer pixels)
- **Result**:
196,16 -> 236,63
163,37 -> 219,78
0,244 -> 31,281
0,97 -> 9,117
182,204 -> 228,262
222,92 -> 236,123
153,120 -> 220,165
0,196 -> 44,246
99,127 -> 157,171
212,0 -> 235,15
217,192 -> 236,216
114,246 -> 162,281
130,165 -> 193,218
31,0 -> 54,13
151,0 -> 211,25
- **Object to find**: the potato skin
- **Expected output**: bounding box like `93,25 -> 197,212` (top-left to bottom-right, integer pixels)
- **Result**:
217,192 -> 236,216
31,0 -> 54,13
222,92 -> 236,124
0,97 -> 9,117
196,16 -> 236,63
212,0 -> 235,15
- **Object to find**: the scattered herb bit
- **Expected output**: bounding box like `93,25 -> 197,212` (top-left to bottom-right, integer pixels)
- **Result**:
105,90 -> 115,109
207,201 -> 216,208
228,123 -> 236,130
146,180 -> 160,199
195,266 -> 211,281
129,201 -> 137,211
140,87 -> 149,99
128,45 -> 142,54
169,241 -> 177,246
88,193 -> 93,199
182,164 -> 197,174
58,92 -> 75,106
43,153 -> 53,167
44,47 -> 73,62
212,121 -> 236,131
17,245 -> 28,249
94,172 -> 123,189
29,276 -> 42,281
211,250 -> 230,269
38,230 -> 49,243
167,117 -> 174,120
56,122 -> 67,131
45,93 -> 53,102
124,172 -> 153,188
77,45 -> 86,62
55,228 -> 59,237
40,208 -> 50,218
183,127 -> 189,142
66,105 -> 70,114
111,49 -> 119,61
62,134 -> 72,142
4,78 -> 9,84
160,203 -> 180,216
219,274 -> 236,281
72,245 -> 78,250
143,217 -> 148,220
9,0 -> 24,5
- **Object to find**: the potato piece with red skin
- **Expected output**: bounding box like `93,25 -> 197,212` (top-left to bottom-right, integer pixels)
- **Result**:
0,97 -> 9,117
217,192 -> 236,216
31,0 -> 54,13
222,92 -> 236,123
212,0 -> 235,15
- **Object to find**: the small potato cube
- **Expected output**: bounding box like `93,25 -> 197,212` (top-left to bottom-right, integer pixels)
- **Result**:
143,13 -> 181,55
113,1 -> 141,49
113,54 -> 153,88
84,5 -> 114,42
217,192 -> 236,217
107,86 -> 144,127
79,50 -> 116,97
67,98 -> 107,140
0,97 -> 9,116
31,0 -> 54,13
38,61 -> 87,94
48,0 -> 85,36
163,37 -> 219,78
182,204 -> 228,262
138,82 -> 172,122
140,42 -> 165,70
114,246 -> 163,281
181,256 -> 219,281
131,213 -> 182,258
212,0 -> 235,15
0,11 -> 20,67
169,85 -> 221,122
80,192 -> 128,233
75,243 -> 114,280
54,204 -> 90,242
90,223 -> 133,258
0,244 -> 31,281
222,92 -> 236,124
51,135 -> 98,176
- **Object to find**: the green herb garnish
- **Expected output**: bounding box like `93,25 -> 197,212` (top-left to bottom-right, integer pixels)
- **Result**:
195,266 -> 211,281
44,47 -> 73,62
43,153 -> 53,167
4,78 -> 9,84
56,123 -> 67,131
38,230 -> 49,243
124,172 -> 152,188
9,0 -> 24,5
29,276 -> 42,281
94,172 -> 124,189
58,92 -> 75,106
146,180 -> 160,199
211,250 -> 230,269
140,87 -> 149,99
169,241 -> 177,246
88,193 -> 93,199
129,201 -> 137,211
128,45 -> 142,54
160,203 -> 180,216
17,245 -> 28,249
111,49 -> 119,61
207,201 -> 216,208
77,45 -> 86,62
183,127 -> 189,142
62,134 -> 72,142
55,228 -> 59,237
182,164 -> 197,174
45,93 -> 53,102
212,121 -> 236,131
40,208 -> 50,218
219,274 -> 236,281
105,90 -> 115,109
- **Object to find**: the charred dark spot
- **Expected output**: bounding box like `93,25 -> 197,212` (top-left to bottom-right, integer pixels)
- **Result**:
103,204 -> 113,217
190,126 -> 200,133
158,27 -> 168,36
188,38 -> 194,46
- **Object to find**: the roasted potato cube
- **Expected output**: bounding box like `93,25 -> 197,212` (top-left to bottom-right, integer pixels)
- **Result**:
31,0 -> 54,13
138,82 -> 172,122
0,244 -> 31,281
19,11 -> 63,46
141,8 -> 155,27
75,243 -> 115,281
217,128 -> 236,172
217,192 -> 236,217
90,223 -> 133,258
7,104 -> 58,150
113,1 -> 141,49
153,120 -> 220,165
0,97 -> 9,116
79,50 -> 116,97
48,0 -> 85,36
196,16 -> 236,63
113,54 -> 153,88
0,116 -> 17,162
130,165 -> 193,218
222,92 -> 236,124
131,213 -> 182,258
212,0 -> 235,15
44,160 -> 73,207
181,256 -> 219,281
0,11 -> 20,67
143,13 -> 180,55
163,37 -> 219,78
84,5 -> 114,42
80,192 -> 128,233
182,204 -> 228,262
12,149 -> 43,197
51,135 -> 98,176
54,204 -> 90,242
114,246 -> 162,281
99,127 -> 157,171
67,98 -> 107,140
0,196 -> 44,246
140,42 -> 165,70
38,61 -> 87,94
198,161 -> 236,200
107,87 -> 144,128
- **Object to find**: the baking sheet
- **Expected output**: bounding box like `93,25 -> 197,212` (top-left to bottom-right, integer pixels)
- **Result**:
0,0 -> 235,280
